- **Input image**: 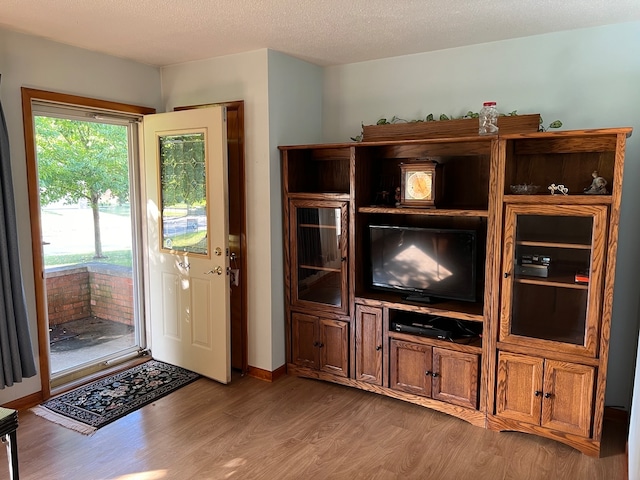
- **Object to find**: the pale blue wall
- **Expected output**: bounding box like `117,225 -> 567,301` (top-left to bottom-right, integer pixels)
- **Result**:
267,50 -> 323,366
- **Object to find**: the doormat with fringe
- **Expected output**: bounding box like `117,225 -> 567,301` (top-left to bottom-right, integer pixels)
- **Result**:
31,359 -> 199,435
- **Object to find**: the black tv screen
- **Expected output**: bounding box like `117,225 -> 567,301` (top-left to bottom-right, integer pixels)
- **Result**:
369,225 -> 477,303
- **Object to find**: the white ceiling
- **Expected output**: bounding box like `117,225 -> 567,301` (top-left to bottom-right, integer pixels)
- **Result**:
1,0 -> 639,67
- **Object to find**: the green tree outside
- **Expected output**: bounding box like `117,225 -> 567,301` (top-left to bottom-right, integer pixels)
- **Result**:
35,117 -> 129,259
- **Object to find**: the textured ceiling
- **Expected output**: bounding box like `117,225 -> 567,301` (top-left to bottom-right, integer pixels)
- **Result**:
1,0 -> 639,67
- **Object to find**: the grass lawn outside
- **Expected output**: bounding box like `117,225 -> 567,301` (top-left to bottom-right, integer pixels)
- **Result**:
44,228 -> 207,268
45,250 -> 133,268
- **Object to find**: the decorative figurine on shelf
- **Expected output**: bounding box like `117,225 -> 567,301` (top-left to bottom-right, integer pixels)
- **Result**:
374,190 -> 390,205
548,183 -> 569,195
584,171 -> 608,195
374,177 -> 396,206
394,186 -> 402,206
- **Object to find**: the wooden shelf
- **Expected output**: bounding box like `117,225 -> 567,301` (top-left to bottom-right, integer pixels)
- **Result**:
517,240 -> 591,250
355,294 -> 484,322
299,223 -> 338,230
299,264 -> 341,273
288,192 -> 350,201
359,206 -> 488,217
495,341 -> 600,367
514,276 -> 589,290
388,330 -> 482,354
504,194 -> 612,205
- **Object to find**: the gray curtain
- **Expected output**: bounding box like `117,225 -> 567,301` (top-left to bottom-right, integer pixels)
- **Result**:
0,78 -> 37,389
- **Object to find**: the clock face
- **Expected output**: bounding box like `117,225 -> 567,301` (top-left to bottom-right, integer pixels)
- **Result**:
406,171 -> 433,200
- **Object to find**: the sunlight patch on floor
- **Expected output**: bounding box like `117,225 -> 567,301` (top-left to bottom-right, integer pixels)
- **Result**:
113,470 -> 167,480
223,457 -> 247,477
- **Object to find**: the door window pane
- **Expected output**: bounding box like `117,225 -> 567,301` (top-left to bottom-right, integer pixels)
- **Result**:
159,133 -> 208,255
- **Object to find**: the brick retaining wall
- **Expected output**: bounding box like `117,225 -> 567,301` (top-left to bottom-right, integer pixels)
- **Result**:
45,268 -> 91,325
46,263 -> 134,326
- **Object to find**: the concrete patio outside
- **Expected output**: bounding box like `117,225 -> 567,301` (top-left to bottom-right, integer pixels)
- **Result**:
49,317 -> 135,373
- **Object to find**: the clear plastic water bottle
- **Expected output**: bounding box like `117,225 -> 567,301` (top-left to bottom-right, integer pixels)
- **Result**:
479,101 -> 499,135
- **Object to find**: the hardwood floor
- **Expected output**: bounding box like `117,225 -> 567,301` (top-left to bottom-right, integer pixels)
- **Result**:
2,374 -> 627,480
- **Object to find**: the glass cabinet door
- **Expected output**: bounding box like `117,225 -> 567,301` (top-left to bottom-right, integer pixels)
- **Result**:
499,204 -> 608,356
290,199 -> 349,315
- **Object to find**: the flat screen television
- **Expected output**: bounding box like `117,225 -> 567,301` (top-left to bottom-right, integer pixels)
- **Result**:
369,225 -> 477,303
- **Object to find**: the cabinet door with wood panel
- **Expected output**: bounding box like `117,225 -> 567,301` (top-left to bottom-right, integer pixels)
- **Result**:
495,351 -> 544,425
355,305 -> 383,385
319,318 -> 350,377
432,347 -> 480,409
389,339 -> 432,397
292,313 -> 349,377
496,351 -> 594,437
292,312 -> 320,370
390,339 -> 480,409
541,359 -> 594,437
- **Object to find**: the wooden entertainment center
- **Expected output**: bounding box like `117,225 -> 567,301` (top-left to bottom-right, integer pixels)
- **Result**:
279,125 -> 631,456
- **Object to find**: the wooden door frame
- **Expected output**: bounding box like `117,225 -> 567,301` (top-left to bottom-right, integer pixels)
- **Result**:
174,101 -> 248,374
21,88 -> 156,401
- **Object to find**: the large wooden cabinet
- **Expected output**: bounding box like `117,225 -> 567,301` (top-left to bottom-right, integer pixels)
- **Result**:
280,127 -> 631,456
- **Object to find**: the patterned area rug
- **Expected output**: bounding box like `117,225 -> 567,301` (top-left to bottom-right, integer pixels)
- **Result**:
31,360 -> 199,435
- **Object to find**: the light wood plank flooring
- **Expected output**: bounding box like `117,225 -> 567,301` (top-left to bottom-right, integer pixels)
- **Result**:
2,374 -> 627,479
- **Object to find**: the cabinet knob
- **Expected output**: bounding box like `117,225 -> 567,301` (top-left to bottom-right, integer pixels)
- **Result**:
425,370 -> 432,376
318,342 -> 324,348
504,272 -> 510,278
534,390 -> 542,397
431,372 -> 439,378
544,392 -> 553,399
375,345 -> 382,351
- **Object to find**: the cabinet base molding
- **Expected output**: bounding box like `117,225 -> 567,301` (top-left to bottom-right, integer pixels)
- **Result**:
287,364 -> 486,428
486,414 -> 600,457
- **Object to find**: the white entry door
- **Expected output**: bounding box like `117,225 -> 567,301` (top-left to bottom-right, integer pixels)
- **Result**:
142,106 -> 230,384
